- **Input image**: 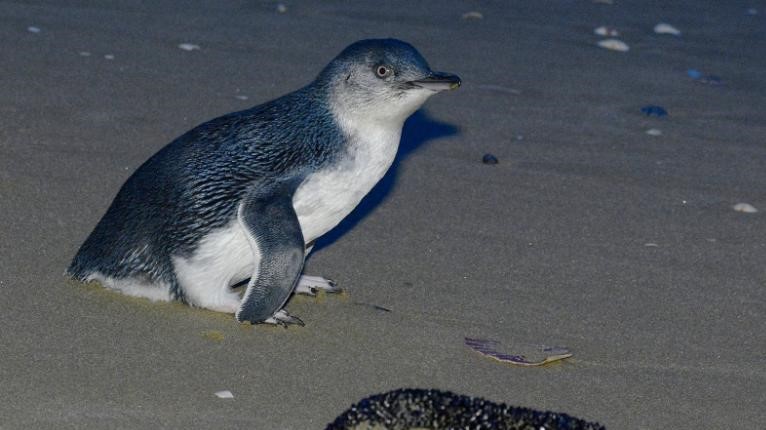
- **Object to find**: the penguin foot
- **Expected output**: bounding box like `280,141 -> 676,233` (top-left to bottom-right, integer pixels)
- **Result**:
261,309 -> 305,327
295,275 -> 341,296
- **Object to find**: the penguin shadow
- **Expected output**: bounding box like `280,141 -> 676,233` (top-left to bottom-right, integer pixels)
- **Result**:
313,109 -> 459,253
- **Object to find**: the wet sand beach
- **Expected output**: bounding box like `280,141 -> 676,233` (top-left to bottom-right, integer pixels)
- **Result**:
1,1 -> 764,428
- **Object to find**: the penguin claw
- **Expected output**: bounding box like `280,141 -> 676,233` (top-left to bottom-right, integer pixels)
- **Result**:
295,275 -> 342,296
260,309 -> 305,327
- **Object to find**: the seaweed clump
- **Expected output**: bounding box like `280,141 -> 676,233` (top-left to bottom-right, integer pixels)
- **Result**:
326,388 -> 605,430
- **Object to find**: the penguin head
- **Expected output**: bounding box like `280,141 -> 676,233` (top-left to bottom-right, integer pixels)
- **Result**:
319,39 -> 461,125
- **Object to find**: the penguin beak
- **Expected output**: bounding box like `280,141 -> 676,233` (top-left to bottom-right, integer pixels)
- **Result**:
409,71 -> 462,91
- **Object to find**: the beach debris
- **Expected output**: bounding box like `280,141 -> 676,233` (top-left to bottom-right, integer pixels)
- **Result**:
482,153 -> 499,165
733,203 -> 758,213
594,26 -> 619,37
597,39 -> 629,52
27,26 -> 41,33
654,23 -> 681,36
646,128 -> 662,136
326,388 -> 607,430
178,43 -> 200,51
276,3 -> 287,13
214,390 -> 234,399
641,105 -> 668,117
464,338 -> 572,366
104,54 -> 115,60
461,11 -> 483,20
79,51 -> 91,57
235,95 -> 249,101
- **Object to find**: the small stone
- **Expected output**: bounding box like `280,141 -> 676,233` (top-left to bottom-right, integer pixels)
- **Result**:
646,128 -> 662,136
644,243 -> 659,247
641,105 -> 668,117
597,39 -> 629,52
654,23 -> 681,36
733,203 -> 758,213
461,11 -> 483,20
104,54 -> 115,60
79,51 -> 91,57
276,3 -> 287,13
27,26 -> 41,33
235,95 -> 249,100
482,153 -> 499,165
214,390 -> 234,399
178,43 -> 200,51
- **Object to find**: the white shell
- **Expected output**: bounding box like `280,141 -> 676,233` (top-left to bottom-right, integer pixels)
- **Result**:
646,128 -> 662,136
461,11 -> 483,20
594,26 -> 619,37
214,390 -> 234,399
733,203 -> 758,213
178,43 -> 200,51
654,23 -> 681,36
597,39 -> 629,52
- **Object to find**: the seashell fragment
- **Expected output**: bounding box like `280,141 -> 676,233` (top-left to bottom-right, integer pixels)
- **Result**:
214,390 -> 234,399
597,39 -> 629,52
465,338 -> 572,366
178,43 -> 200,51
594,26 -> 619,37
646,128 -> 662,136
733,203 -> 758,213
654,23 -> 681,36
462,11 -> 483,20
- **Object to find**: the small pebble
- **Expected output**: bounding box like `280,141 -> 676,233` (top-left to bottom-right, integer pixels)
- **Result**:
461,11 -> 483,20
27,26 -> 41,33
644,243 -> 659,247
482,153 -> 499,165
235,95 -> 249,100
646,128 -> 662,136
79,51 -> 91,57
214,390 -> 234,399
276,3 -> 287,13
594,26 -> 619,37
654,23 -> 681,36
597,39 -> 629,52
733,203 -> 758,213
178,43 -> 200,51
641,105 -> 668,117
104,54 -> 115,60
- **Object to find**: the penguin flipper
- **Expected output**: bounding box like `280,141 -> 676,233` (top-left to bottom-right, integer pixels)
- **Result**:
235,187 -> 305,325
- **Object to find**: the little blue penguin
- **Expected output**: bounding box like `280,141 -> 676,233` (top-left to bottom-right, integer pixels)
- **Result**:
67,39 -> 461,325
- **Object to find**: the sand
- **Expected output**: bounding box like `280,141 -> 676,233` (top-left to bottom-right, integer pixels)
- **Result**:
1,1 -> 764,429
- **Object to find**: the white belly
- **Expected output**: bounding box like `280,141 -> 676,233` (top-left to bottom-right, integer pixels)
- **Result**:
293,125 -> 401,243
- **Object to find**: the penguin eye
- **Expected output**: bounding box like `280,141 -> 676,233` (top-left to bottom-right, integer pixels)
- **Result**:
375,65 -> 393,79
